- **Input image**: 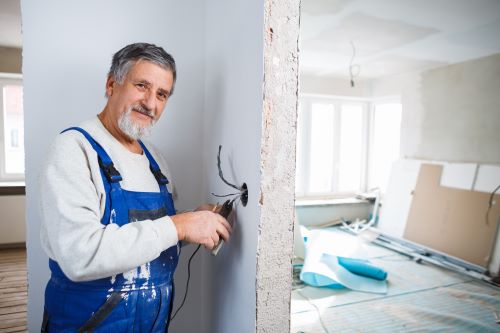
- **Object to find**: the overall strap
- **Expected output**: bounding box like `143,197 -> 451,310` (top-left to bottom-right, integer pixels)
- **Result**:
61,127 -> 122,183
76,292 -> 124,333
61,127 -> 127,225
138,141 -> 170,186
138,141 -> 176,216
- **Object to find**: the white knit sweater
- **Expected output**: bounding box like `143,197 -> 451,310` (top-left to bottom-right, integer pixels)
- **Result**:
39,117 -> 179,282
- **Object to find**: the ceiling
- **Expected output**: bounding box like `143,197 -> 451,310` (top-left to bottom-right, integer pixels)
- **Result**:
0,0 -> 22,48
300,0 -> 500,79
2,0 -> 500,76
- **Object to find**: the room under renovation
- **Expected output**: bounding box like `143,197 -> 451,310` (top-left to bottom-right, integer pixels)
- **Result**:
291,0 -> 500,332
1,0 -> 500,332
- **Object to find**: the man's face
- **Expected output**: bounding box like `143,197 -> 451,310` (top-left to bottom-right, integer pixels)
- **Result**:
106,60 -> 174,139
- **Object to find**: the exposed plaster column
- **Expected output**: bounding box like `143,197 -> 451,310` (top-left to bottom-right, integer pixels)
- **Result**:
256,0 -> 301,332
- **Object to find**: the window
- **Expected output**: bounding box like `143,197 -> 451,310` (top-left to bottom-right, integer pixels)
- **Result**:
368,102 -> 402,193
0,74 -> 24,182
296,95 -> 402,198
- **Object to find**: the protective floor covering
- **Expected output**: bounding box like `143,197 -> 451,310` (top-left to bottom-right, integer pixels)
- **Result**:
291,228 -> 500,332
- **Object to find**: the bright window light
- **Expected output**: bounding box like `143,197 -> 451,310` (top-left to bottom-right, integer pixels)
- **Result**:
369,103 -> 402,192
295,101 -> 305,194
296,95 -> 402,198
308,103 -> 334,193
338,104 -> 363,192
1,79 -> 25,181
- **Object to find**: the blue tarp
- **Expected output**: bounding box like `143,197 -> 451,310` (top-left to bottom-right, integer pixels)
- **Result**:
299,227 -> 388,293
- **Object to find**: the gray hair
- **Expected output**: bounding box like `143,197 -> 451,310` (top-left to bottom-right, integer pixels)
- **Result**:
108,42 -> 176,95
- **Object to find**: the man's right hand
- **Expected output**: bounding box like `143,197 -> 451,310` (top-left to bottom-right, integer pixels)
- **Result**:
171,211 -> 232,250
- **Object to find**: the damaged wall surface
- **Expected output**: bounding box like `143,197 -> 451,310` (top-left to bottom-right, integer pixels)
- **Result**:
256,0 -> 301,332
371,53 -> 500,164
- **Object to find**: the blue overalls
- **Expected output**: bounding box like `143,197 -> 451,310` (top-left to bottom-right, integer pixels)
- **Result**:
42,127 -> 179,332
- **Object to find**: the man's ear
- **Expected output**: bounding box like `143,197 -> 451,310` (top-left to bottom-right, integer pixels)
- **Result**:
105,76 -> 116,97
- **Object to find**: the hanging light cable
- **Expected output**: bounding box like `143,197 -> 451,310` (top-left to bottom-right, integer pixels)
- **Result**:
349,40 -> 361,87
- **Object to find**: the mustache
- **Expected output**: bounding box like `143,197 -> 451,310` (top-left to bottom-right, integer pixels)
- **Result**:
131,104 -> 155,118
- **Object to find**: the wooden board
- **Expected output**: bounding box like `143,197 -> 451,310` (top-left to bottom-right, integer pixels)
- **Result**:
404,164 -> 500,268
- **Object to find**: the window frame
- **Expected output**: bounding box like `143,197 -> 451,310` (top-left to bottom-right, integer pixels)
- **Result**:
0,73 -> 24,183
296,93 -> 401,200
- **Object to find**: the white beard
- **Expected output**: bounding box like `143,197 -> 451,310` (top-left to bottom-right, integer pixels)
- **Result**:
118,106 -> 156,140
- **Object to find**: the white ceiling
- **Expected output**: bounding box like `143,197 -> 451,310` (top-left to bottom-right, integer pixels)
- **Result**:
301,0 -> 500,79
0,0 -> 22,48
2,0 -> 500,73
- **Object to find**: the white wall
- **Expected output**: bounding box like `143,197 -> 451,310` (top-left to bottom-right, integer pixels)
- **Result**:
296,202 -> 371,227
0,195 -> 25,244
202,1 -> 264,332
371,53 -> 500,164
302,53 -> 500,165
300,74 -> 372,97
22,1 -> 207,331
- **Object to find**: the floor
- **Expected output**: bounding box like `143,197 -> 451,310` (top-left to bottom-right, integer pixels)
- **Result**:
0,248 -> 27,333
290,228 -> 500,333
1,240 -> 499,332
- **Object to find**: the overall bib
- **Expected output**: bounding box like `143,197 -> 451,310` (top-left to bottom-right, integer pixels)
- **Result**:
42,127 -> 179,332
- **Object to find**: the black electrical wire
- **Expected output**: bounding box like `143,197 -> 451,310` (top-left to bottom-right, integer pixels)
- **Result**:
349,40 -> 360,87
216,145 -> 241,191
170,198 -> 235,323
170,145 -> 244,324
211,191 -> 241,198
485,184 -> 500,226
170,244 -> 201,321
215,145 -> 248,207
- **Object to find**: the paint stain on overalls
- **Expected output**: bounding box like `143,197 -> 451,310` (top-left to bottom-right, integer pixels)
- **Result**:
42,127 -> 179,332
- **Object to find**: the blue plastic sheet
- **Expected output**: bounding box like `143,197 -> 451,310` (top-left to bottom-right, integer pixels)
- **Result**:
299,227 -> 388,294
337,257 -> 388,281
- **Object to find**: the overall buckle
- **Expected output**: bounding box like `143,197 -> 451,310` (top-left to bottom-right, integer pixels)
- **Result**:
98,157 -> 122,183
150,166 -> 169,185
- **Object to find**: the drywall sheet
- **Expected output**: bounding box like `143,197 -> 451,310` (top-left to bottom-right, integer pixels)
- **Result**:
440,163 -> 477,190
474,164 -> 500,274
379,160 -> 488,237
403,164 -> 500,268
474,164 -> 500,193
377,159 -> 421,238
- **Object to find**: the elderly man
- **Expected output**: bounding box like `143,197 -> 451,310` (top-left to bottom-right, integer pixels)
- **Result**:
39,43 -> 231,332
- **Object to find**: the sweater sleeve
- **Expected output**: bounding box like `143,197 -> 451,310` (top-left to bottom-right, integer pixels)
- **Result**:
39,134 -> 179,282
